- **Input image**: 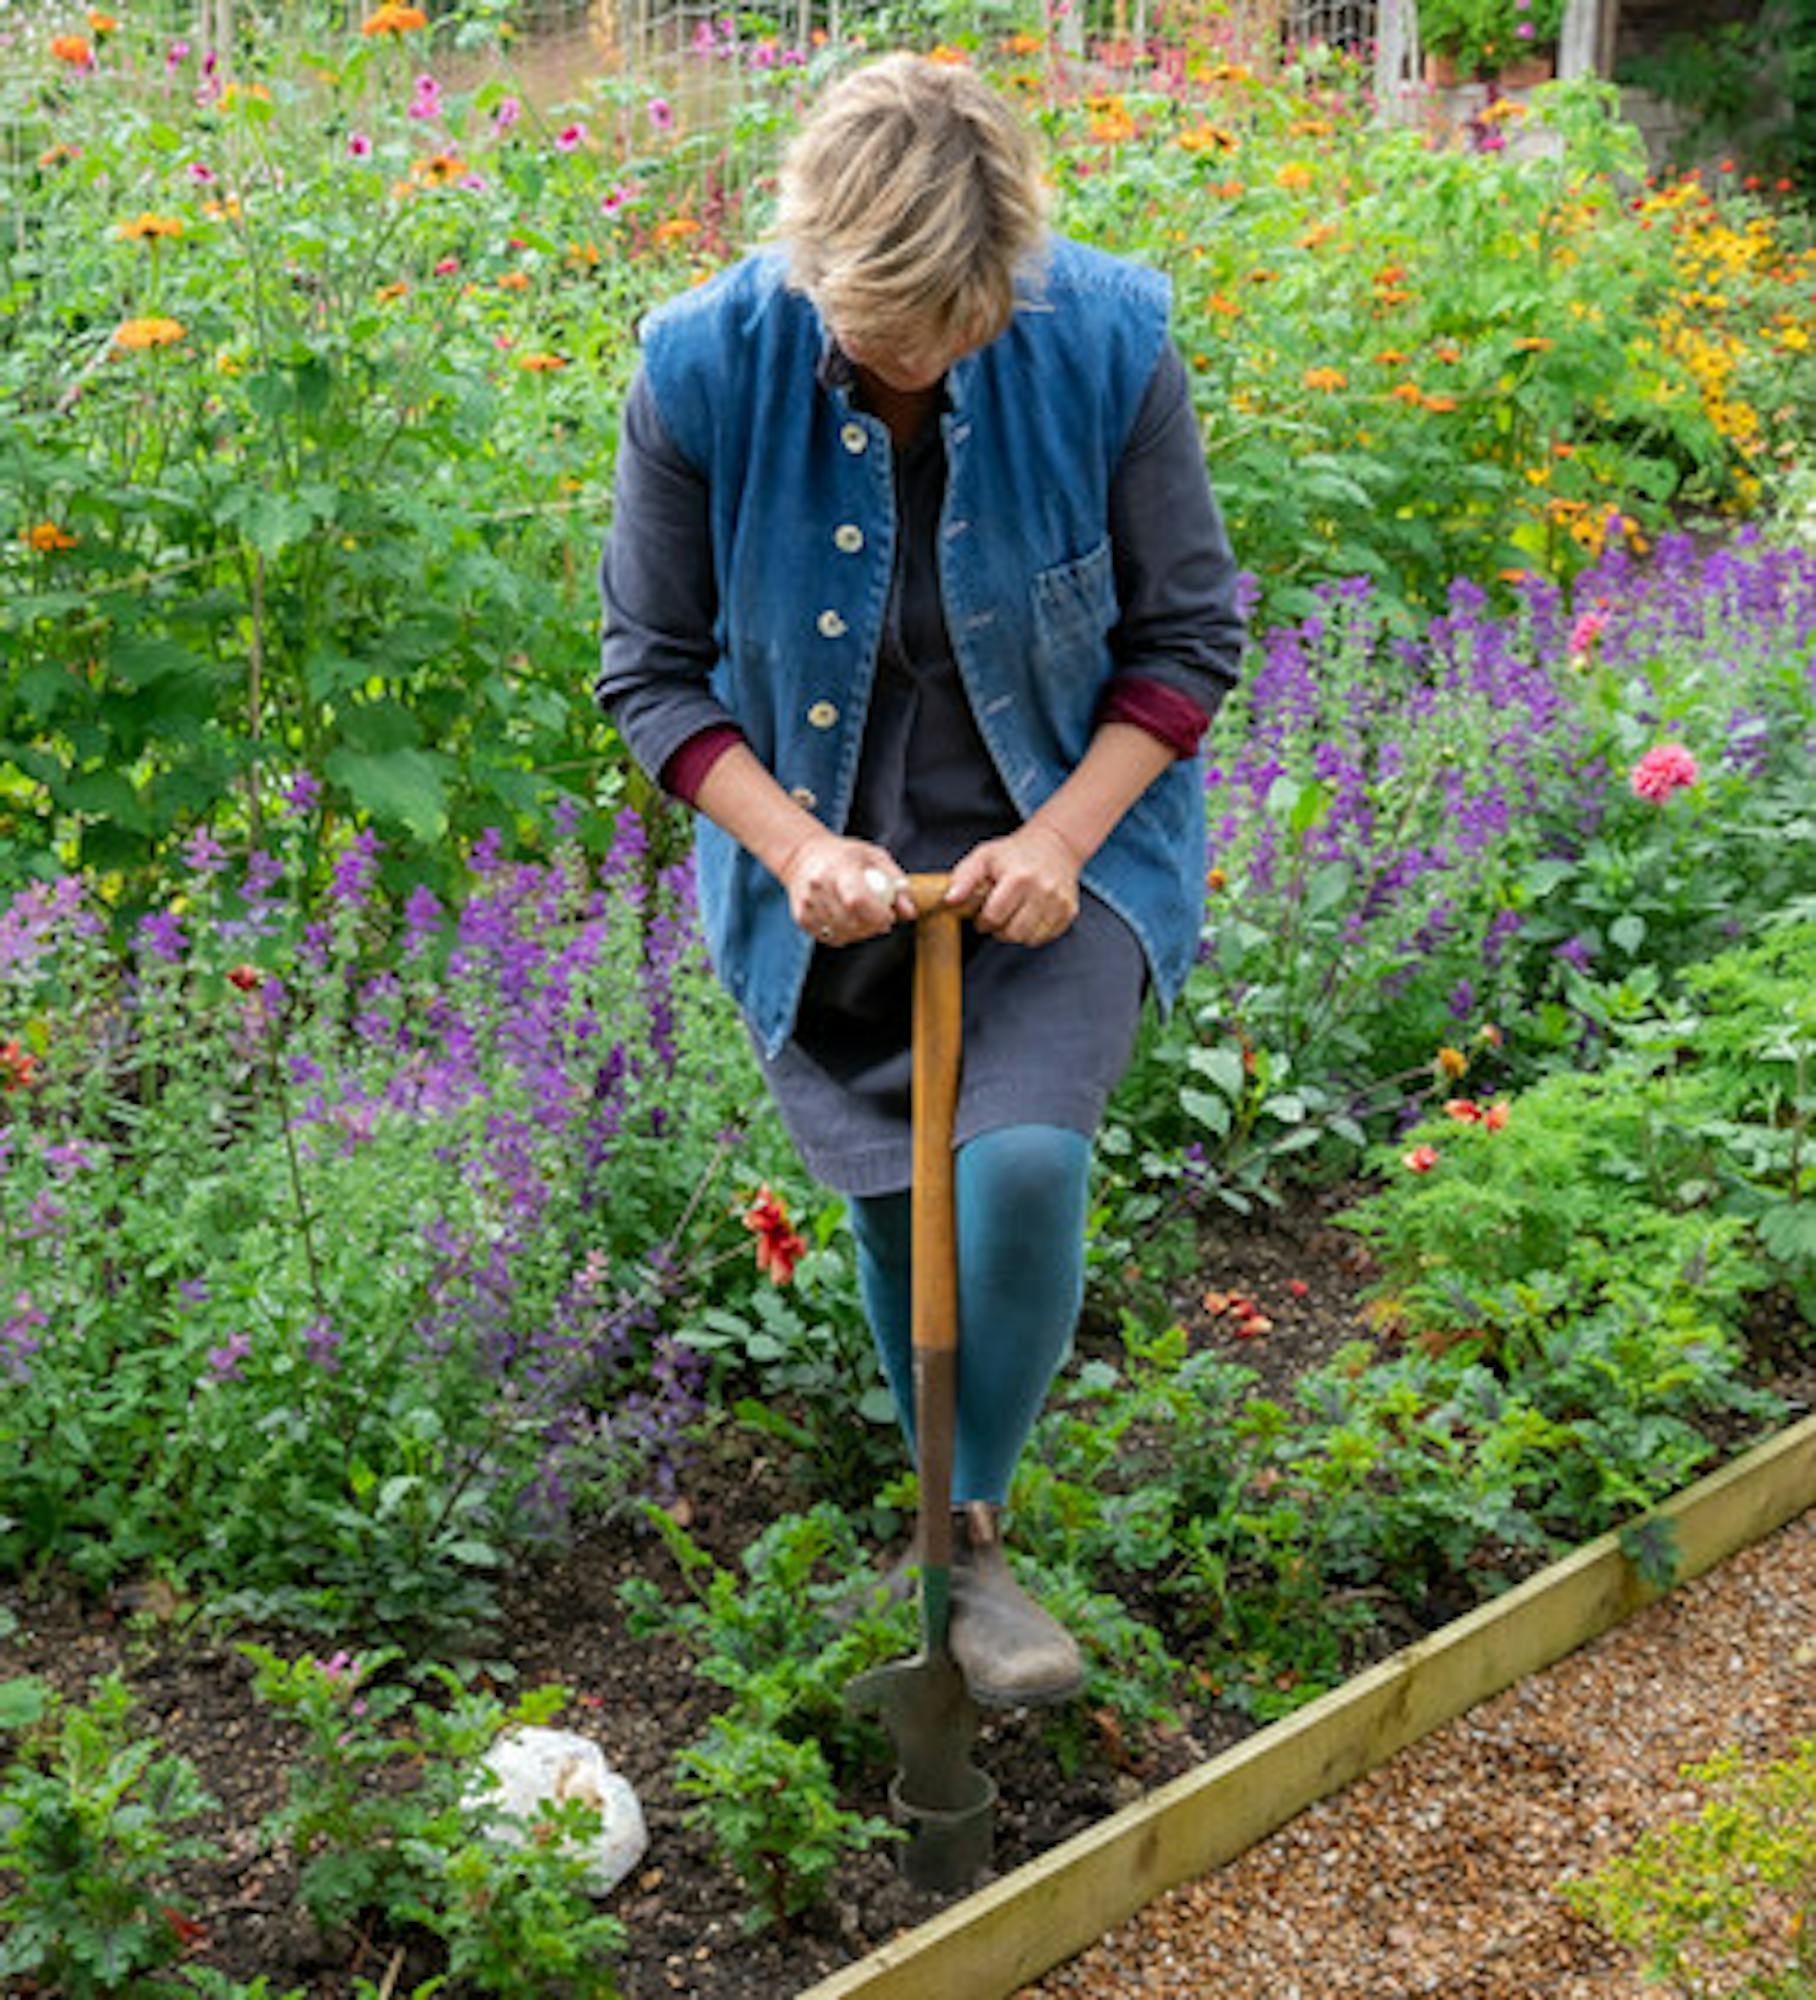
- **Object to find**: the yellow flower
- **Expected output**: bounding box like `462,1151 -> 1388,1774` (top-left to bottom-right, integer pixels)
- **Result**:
1435,1046 -> 1468,1080
22,521 -> 78,552
116,212 -> 184,241
1176,123 -> 1238,154
926,43 -> 968,63
1274,161 -> 1315,191
112,316 -> 185,350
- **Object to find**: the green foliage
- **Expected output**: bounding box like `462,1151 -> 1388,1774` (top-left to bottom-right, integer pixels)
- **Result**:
676,1718 -> 897,1932
1419,0 -> 1567,75
621,1503 -> 910,1926
243,1644 -> 626,1988
0,1671 -> 216,1998
1563,1737 -> 1816,1998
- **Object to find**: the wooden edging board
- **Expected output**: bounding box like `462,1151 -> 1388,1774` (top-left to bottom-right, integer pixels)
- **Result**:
798,1410 -> 1816,2000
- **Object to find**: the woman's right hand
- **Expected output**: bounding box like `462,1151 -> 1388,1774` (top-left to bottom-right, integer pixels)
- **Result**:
778,831 -> 917,947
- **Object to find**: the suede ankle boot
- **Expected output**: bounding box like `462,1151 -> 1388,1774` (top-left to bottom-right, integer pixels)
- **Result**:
947,1502 -> 1083,1710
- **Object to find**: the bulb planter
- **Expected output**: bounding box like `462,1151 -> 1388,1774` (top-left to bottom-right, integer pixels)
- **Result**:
799,1411 -> 1816,2000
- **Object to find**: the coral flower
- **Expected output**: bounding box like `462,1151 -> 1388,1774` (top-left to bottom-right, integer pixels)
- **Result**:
518,352 -> 567,371
1,1039 -> 38,1092
743,1185 -> 807,1285
112,316 -> 186,350
87,8 -> 117,29
1443,1098 -> 1482,1123
22,522 -> 78,552
1402,1144 -> 1440,1174
50,33 -> 93,65
1482,1100 -> 1511,1131
117,212 -> 185,241
496,269 -> 530,290
1630,742 -> 1699,801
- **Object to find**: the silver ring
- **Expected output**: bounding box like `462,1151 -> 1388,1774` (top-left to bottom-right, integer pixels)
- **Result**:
819,925 -> 834,942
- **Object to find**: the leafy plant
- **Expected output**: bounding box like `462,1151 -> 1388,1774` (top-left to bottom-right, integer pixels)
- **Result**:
1420,0 -> 1567,75
0,1672 -> 216,1998
1563,1736 -> 1816,1997
676,1718 -> 897,1932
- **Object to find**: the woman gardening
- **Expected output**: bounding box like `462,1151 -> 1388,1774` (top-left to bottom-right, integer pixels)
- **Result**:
597,54 -> 1246,1706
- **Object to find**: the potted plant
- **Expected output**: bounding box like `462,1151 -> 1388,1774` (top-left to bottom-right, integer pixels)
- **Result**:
1421,0 -> 1565,87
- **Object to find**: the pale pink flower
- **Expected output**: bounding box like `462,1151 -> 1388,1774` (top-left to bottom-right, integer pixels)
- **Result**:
1629,742 -> 1699,802
1569,609 -> 1607,655
648,96 -> 674,131
492,94 -> 521,131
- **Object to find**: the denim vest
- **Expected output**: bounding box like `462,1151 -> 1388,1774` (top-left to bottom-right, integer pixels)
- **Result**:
640,237 -> 1207,1057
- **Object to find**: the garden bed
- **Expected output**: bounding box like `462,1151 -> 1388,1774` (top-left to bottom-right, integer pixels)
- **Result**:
2,1179 -> 1808,2000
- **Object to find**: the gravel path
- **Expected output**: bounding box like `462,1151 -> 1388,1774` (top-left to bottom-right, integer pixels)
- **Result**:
1023,1511 -> 1815,2000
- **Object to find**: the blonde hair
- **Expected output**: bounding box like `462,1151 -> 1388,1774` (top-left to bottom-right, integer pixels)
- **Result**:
773,54 -> 1050,354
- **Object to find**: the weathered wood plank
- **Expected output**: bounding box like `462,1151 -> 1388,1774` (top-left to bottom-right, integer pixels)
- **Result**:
799,1412 -> 1816,2000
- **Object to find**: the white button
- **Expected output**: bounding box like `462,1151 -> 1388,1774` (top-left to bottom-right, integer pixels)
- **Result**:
807,700 -> 839,729
817,609 -> 847,639
834,523 -> 864,553
840,422 -> 868,454
789,785 -> 818,809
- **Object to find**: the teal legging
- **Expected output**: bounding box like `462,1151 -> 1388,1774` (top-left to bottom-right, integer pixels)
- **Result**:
847,1123 -> 1092,1507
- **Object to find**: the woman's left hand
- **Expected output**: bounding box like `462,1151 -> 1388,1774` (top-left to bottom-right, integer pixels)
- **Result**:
947,822 -> 1082,948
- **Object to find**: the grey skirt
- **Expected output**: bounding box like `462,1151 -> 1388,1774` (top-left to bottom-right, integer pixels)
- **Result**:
755,889 -> 1146,1197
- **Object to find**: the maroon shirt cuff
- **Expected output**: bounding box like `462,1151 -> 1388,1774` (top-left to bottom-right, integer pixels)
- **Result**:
1098,676 -> 1212,758
660,724 -> 747,804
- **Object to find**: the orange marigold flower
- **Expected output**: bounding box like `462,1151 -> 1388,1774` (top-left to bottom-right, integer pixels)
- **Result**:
1482,1099 -> 1511,1131
1421,392 -> 1459,412
1390,380 -> 1425,404
1402,1144 -> 1440,1174
1001,30 -> 1043,53
1303,365 -> 1348,391
361,2 -> 428,32
1513,336 -> 1554,352
87,8 -> 117,29
743,1185 -> 807,1285
22,521 -> 78,552
116,212 -> 185,241
1246,267 -> 1279,285
1206,866 -> 1227,891
1275,161 -> 1315,190
1435,1045 -> 1468,1080
1433,343 -> 1461,362
927,42 -> 968,63
112,316 -> 185,350
1176,122 -> 1238,154
39,142 -> 80,166
1207,291 -> 1242,317
518,352 -> 567,372
496,269 -> 531,291
50,33 -> 92,64
415,153 -> 465,186
374,280 -> 409,301
1373,348 -> 1409,366
652,215 -> 702,247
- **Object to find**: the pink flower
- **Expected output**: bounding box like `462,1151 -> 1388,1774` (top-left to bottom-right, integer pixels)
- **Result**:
1516,20 -> 1535,35
1629,742 -> 1699,802
648,96 -> 674,131
555,121 -> 587,151
492,94 -> 521,131
186,161 -> 216,183
1569,609 -> 1607,655
434,255 -> 459,274
348,131 -> 373,158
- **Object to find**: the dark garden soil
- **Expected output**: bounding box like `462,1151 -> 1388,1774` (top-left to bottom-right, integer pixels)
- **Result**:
3,1180 -> 1809,2000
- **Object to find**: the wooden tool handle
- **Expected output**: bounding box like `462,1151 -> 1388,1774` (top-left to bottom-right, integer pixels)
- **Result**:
908,873 -> 973,1581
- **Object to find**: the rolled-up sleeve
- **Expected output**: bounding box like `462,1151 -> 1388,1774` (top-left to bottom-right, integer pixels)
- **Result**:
1103,341 -> 1247,738
595,368 -> 743,785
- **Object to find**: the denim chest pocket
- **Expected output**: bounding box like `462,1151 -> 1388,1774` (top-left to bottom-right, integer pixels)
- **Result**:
1031,537 -> 1118,683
